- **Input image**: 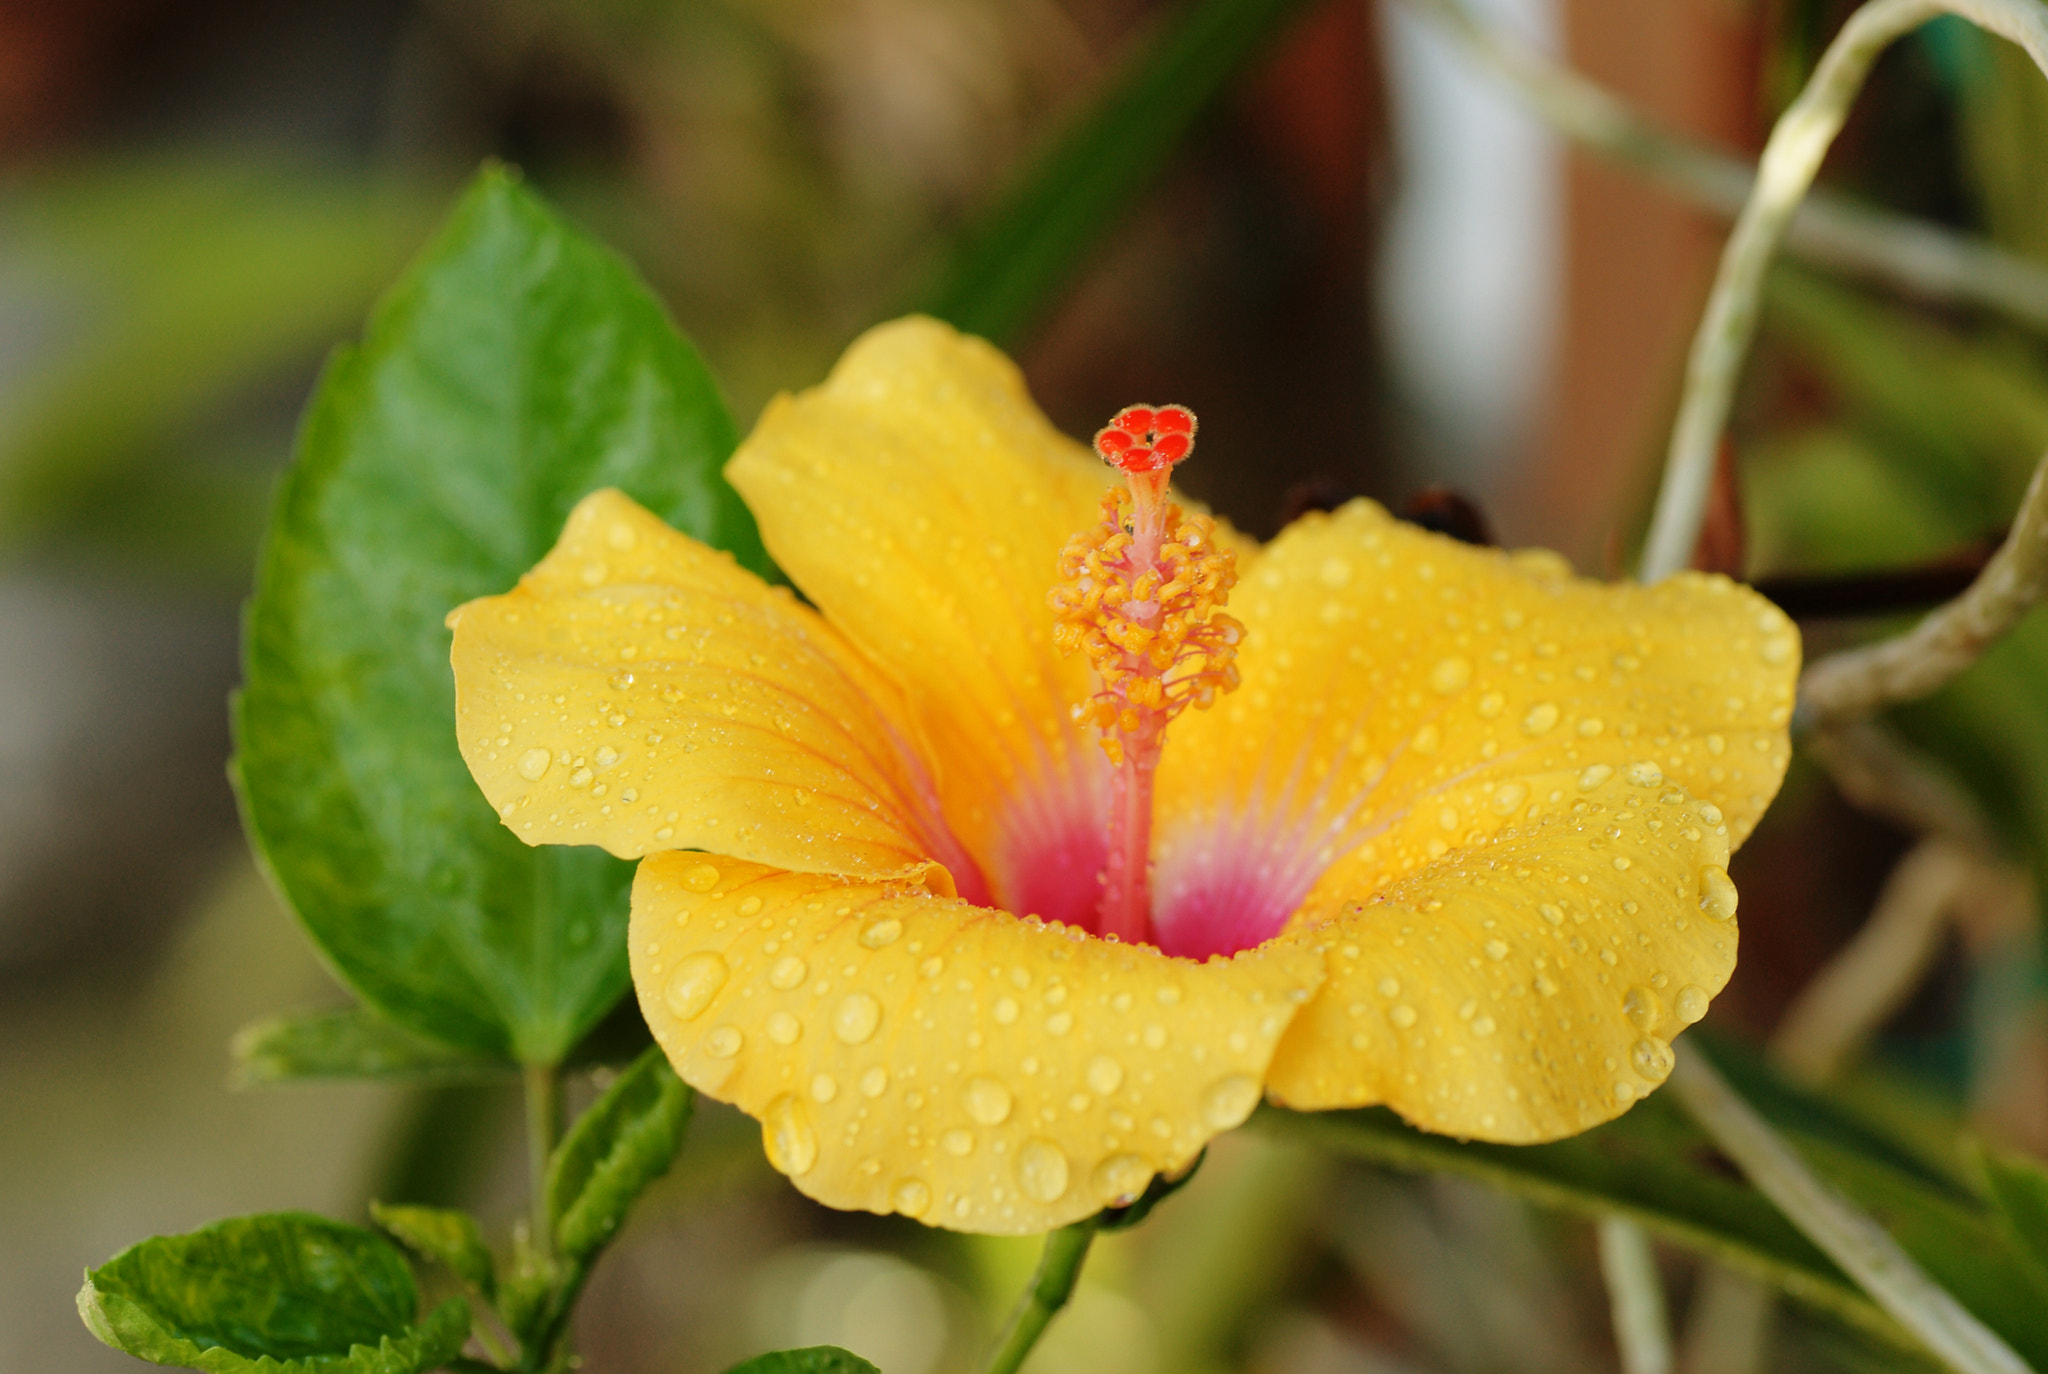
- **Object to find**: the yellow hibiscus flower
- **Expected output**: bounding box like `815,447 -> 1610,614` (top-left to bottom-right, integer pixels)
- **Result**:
447,316 -> 1797,1235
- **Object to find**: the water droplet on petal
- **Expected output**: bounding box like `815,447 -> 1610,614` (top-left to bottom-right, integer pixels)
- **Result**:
1626,761 -> 1663,787
1522,702 -> 1559,736
891,1178 -> 932,1217
964,1076 -> 1013,1125
1698,866 -> 1738,921
1491,781 -> 1529,815
1430,657 -> 1472,694
517,749 -> 552,781
762,1094 -> 818,1176
1675,985 -> 1710,1023
860,1066 -> 890,1097
1092,1153 -> 1154,1205
1484,939 -> 1509,961
811,1074 -> 838,1103
833,993 -> 882,1044
942,1128 -> 975,1156
859,917 -> 903,949
1389,1005 -> 1418,1029
1579,763 -> 1614,791
737,895 -> 764,916
994,997 -> 1020,1025
770,955 -> 807,990
1202,1075 -> 1262,1129
1086,1056 -> 1124,1095
1018,1139 -> 1070,1202
1623,986 -> 1660,1032
704,1025 -> 742,1058
683,863 -> 721,892
665,953 -> 728,1020
766,1012 -> 802,1044
1631,1037 -> 1674,1082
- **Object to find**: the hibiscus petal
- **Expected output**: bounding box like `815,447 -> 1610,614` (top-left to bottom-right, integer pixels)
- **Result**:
450,489 -> 973,891
723,318 -> 1117,915
1150,499 -> 1795,956
629,851 -> 1327,1235
1264,770 -> 1736,1140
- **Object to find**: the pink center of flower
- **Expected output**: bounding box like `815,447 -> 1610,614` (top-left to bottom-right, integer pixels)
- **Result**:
1046,406 -> 1245,951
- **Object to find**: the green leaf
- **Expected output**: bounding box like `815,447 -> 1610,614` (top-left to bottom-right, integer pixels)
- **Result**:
546,1046 -> 694,1264
233,164 -> 769,1065
721,1348 -> 882,1374
1977,1146 -> 2048,1290
1266,1039 -> 2048,1370
369,1203 -> 495,1299
78,1212 -> 469,1374
915,0 -> 1316,344
232,1008 -> 514,1085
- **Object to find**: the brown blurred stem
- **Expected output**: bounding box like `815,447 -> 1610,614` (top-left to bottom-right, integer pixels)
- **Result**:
523,1063 -> 560,1260
981,1219 -> 1099,1374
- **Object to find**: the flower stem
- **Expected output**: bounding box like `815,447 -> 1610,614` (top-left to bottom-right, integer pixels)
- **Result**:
1799,445 -> 2048,730
1638,0 -> 2048,584
980,1220 -> 1100,1374
1598,1217 -> 1672,1374
1669,1046 -> 2033,1374
523,1062 -> 560,1260
1401,0 -> 2048,332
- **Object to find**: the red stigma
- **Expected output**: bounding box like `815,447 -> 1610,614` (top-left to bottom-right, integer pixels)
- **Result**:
1093,404 -> 1197,474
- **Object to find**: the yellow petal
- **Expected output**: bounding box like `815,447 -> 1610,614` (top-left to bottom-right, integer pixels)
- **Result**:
629,851 -> 1327,1235
724,318 -> 1117,910
1264,770 -> 1736,1140
1151,499 -> 1794,951
450,489 -> 966,890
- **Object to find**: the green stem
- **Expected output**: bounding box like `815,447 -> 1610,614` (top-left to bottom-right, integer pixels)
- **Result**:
1637,0 -> 2048,583
981,1220 -> 1100,1374
522,1063 -> 560,1260
1669,1047 -> 2033,1374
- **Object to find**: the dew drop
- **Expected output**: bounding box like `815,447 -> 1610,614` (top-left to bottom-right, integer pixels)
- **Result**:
1577,717 -> 1606,738
1202,1075 -> 1262,1129
1017,1139 -> 1070,1203
891,1178 -> 932,1217
994,997 -> 1020,1025
762,1094 -> 818,1176
1430,657 -> 1472,694
569,767 -> 594,789
1484,939 -> 1509,961
964,1076 -> 1013,1125
1412,723 -> 1442,755
1377,977 -> 1401,998
664,953 -> 728,1020
766,1012 -> 802,1045
1539,903 -> 1565,926
737,895 -> 764,917
1631,1037 -> 1674,1082
942,1128 -> 976,1156
1471,1016 -> 1496,1037
1622,986 -> 1660,1032
770,955 -> 807,990
1389,1005 -> 1418,1029
833,993 -> 882,1045
1491,781 -> 1529,816
1478,691 -> 1505,719
1092,1153 -> 1154,1205
860,1066 -> 890,1098
1698,866 -> 1738,921
811,1074 -> 838,1103
594,745 -> 619,768
1675,985 -> 1710,1023
683,863 -> 721,892
1085,1055 -> 1124,1095
1626,761 -> 1663,788
517,748 -> 552,781
1522,702 -> 1560,736
859,917 -> 903,949
704,1025 -> 742,1058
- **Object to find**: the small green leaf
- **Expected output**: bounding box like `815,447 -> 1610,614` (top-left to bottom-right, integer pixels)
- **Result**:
234,164 -> 769,1065
78,1212 -> 468,1373
547,1046 -> 694,1264
721,1348 -> 882,1374
233,1008 -> 513,1085
1977,1146 -> 2048,1288
369,1203 -> 495,1299
916,0 -> 1316,345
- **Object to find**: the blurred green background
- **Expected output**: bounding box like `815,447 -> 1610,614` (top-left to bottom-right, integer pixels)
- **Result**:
9,1 -> 2048,1371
